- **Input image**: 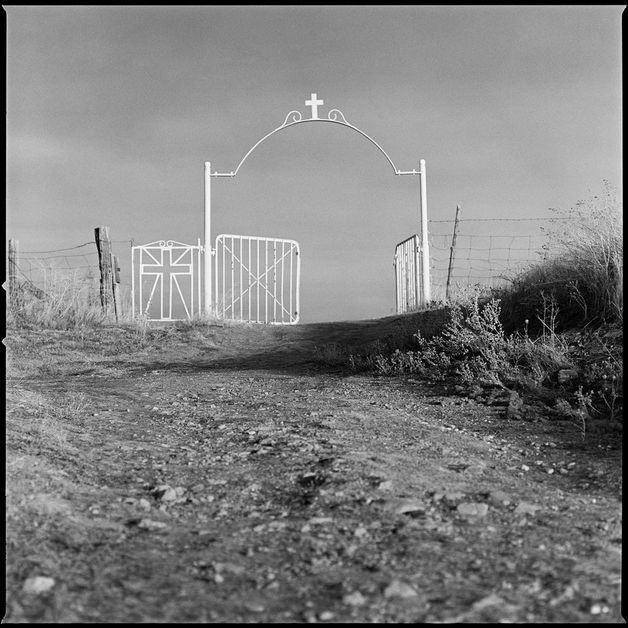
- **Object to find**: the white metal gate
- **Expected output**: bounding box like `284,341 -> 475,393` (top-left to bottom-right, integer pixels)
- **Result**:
214,234 -> 300,324
131,240 -> 202,321
394,234 -> 422,314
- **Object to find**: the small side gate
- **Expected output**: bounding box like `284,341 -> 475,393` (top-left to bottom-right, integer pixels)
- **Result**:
214,234 -> 300,324
394,234 -> 422,314
132,240 -> 202,321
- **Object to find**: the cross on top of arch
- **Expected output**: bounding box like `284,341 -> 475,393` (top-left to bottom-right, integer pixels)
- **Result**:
305,93 -> 324,119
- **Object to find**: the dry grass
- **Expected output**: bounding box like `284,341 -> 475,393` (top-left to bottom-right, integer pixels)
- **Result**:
7,270 -> 108,330
499,182 -> 622,333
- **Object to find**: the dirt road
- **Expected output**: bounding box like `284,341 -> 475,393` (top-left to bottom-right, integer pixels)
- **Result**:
5,318 -> 623,622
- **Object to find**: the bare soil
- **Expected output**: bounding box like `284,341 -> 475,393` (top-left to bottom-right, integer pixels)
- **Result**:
4,313 -> 623,623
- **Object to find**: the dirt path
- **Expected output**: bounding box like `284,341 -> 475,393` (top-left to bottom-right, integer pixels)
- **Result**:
5,321 -> 623,622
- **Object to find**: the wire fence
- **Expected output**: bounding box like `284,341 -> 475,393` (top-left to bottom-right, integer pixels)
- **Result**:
6,215 -> 582,315
9,238 -> 134,309
427,216 -> 569,300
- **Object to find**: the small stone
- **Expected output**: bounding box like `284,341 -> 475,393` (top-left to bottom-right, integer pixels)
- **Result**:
378,480 -> 394,491
343,591 -> 367,606
521,465 -> 530,472
137,518 -> 167,531
138,498 -> 151,511
488,490 -> 512,506
558,369 -> 578,384
590,603 -> 602,615
514,502 -> 541,516
546,468 -> 555,475
444,491 -> 465,503
152,485 -> 178,502
23,576 -> 55,594
384,579 -> 418,599
244,601 -> 265,613
353,525 -> 368,539
318,611 -> 335,621
506,391 -> 524,418
472,593 -> 505,611
457,502 -> 489,518
388,498 -> 427,516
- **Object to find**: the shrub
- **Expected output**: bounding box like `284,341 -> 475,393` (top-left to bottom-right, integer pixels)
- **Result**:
499,182 -> 623,333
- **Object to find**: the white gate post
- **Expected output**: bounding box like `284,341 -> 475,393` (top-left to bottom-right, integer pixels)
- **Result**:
204,161 -> 213,316
419,158 -> 431,305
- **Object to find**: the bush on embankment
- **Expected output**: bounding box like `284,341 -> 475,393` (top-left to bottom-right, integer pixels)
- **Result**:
357,185 -> 622,437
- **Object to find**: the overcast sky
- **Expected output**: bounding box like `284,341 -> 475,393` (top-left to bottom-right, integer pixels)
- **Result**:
6,5 -> 622,322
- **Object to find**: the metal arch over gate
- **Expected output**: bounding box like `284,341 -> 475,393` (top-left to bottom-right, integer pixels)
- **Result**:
204,93 -> 432,322
131,93 -> 432,324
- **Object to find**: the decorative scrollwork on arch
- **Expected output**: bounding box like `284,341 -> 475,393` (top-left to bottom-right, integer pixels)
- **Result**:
281,110 -> 303,127
327,109 -> 349,124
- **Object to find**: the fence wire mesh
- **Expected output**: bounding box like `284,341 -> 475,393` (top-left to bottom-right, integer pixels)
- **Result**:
427,216 -> 573,300
8,239 -> 134,310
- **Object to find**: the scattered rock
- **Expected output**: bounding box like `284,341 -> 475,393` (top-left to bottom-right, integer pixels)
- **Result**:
22,576 -> 55,594
138,498 -> 151,511
457,502 -> 489,518
137,518 -> 167,531
488,490 -> 512,506
384,579 -> 419,599
378,480 -> 394,491
244,601 -> 265,613
387,498 -> 427,516
506,391 -> 524,419
353,525 -> 368,539
343,591 -> 367,607
443,491 -> 465,504
472,592 -> 506,611
514,502 -> 541,516
557,369 -> 578,384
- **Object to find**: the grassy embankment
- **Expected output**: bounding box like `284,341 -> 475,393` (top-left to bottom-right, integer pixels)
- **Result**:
349,184 -> 622,438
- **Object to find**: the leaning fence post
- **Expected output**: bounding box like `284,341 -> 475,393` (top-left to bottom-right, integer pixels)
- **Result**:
446,204 -> 461,302
112,254 -> 121,322
94,226 -> 114,317
8,238 -> 19,307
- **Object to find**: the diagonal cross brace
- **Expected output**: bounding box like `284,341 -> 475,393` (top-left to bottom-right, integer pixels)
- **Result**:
222,240 -> 296,319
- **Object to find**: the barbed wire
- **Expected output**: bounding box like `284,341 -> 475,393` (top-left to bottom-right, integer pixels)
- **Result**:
19,239 -> 133,254
429,217 -> 576,223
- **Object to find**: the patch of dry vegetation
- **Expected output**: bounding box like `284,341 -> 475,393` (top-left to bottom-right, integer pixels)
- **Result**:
359,185 -> 623,438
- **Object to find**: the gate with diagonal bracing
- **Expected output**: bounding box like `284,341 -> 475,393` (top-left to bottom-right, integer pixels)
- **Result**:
394,234 -> 422,314
214,234 -> 300,324
131,240 -> 202,321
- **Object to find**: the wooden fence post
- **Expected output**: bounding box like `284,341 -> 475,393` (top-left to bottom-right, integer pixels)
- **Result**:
8,238 -> 19,307
94,226 -> 114,317
112,254 -> 121,322
445,204 -> 461,302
